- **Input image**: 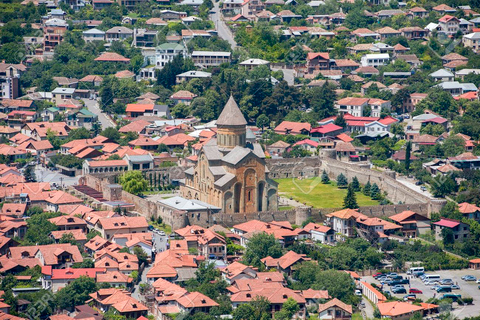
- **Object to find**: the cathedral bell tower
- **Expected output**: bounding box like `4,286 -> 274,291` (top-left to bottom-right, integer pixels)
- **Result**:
216,96 -> 247,149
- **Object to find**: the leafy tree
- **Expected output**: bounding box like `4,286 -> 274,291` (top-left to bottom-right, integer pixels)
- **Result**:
156,54 -> 194,89
442,136 -> 465,157
336,173 -> 348,188
256,114 -> 269,130
50,154 -> 84,169
55,276 -> 98,310
22,211 -> 60,245
60,232 -> 77,245
133,246 -> 148,266
119,171 -> 148,195
313,269 -> 358,304
405,141 -> 412,172
441,228 -> 455,246
26,206 -> 43,216
343,184 -> 359,209
351,176 -> 360,192
420,124 -> 445,136
158,143 -> 169,153
370,183 -> 380,200
334,113 -> 346,128
24,165 -> 36,182
321,170 -> 330,184
274,297 -> 299,320
68,127 -> 91,140
242,233 -> 282,269
170,102 -> 191,119
431,174 -> 457,198
101,127 -> 121,143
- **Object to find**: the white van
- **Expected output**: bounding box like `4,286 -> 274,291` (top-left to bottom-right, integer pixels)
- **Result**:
423,274 -> 441,283
407,267 -> 425,275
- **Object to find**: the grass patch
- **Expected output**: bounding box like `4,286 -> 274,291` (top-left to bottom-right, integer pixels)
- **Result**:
149,220 -> 172,234
275,178 -> 379,208
278,206 -> 293,211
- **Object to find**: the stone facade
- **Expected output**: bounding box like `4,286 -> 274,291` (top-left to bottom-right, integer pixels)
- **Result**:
180,97 -> 278,213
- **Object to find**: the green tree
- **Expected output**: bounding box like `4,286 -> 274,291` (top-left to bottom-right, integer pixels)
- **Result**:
334,113 -> 346,128
441,228 -> 455,246
59,232 -> 77,245
442,136 -> 465,157
343,184 -> 359,209
55,276 -> 98,310
321,170 -> 330,184
256,114 -> 269,130
23,211 -> 60,245
336,173 -> 348,188
275,297 -> 299,320
158,143 -> 169,153
313,269 -> 359,304
363,181 -> 371,195
405,141 -> 412,172
351,176 -> 360,192
24,165 -> 36,182
101,127 -> 121,143
119,171 -> 148,195
370,183 -> 380,200
170,102 -> 191,119
133,246 -> 148,266
431,174 -> 457,198
242,233 -> 282,269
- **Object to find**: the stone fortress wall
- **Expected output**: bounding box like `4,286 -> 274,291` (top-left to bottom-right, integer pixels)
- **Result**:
81,156 -> 445,230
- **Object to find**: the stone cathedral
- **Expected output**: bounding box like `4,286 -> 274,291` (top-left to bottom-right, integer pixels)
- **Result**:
180,96 -> 278,213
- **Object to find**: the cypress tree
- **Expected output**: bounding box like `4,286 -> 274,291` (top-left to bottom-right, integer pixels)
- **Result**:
343,184 -> 359,209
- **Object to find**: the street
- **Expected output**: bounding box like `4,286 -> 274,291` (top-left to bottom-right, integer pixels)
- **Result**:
396,176 -> 435,199
82,98 -> 115,129
272,67 -> 295,86
210,1 -> 237,49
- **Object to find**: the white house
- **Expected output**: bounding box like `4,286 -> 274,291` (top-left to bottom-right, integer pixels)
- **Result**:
360,53 -> 390,67
82,28 -> 105,42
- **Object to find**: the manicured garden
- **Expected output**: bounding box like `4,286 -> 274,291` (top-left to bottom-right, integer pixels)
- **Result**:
276,178 -> 380,208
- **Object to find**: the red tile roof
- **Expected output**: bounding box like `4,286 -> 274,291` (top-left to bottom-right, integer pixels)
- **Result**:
434,218 -> 461,228
94,52 -> 130,62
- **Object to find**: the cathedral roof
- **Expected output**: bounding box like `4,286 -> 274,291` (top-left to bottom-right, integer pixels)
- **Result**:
216,96 -> 247,126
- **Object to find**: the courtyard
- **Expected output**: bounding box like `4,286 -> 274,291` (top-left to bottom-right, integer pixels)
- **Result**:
275,178 -> 380,209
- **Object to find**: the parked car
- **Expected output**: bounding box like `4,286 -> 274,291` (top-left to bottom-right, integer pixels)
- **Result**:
399,279 -> 410,285
476,279 -> 480,284
462,275 -> 477,281
451,285 -> 460,290
440,279 -> 454,285
436,286 -> 452,293
440,294 -> 461,301
403,294 -> 416,301
373,273 -> 385,278
409,288 -> 423,294
392,287 -> 407,294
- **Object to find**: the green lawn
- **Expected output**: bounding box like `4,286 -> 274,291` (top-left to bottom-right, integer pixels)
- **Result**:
276,178 -> 379,209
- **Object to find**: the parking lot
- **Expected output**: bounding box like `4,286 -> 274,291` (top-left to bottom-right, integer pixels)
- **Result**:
362,269 -> 480,318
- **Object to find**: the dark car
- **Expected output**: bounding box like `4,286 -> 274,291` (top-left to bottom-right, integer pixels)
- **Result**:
440,294 -> 461,301
392,287 -> 407,294
436,286 -> 452,293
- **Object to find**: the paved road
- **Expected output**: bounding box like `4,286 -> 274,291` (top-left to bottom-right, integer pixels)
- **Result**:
210,1 -> 236,49
272,67 -> 295,86
396,176 -> 435,199
82,98 -> 115,129
361,296 -> 374,319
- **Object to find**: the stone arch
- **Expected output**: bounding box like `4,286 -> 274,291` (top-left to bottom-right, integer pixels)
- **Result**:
267,188 -> 277,210
234,182 -> 242,213
244,169 -> 256,213
224,191 -> 233,214
257,181 -> 265,212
